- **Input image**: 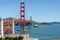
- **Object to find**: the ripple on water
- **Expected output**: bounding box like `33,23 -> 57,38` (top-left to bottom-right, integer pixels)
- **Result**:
30,38 -> 39,40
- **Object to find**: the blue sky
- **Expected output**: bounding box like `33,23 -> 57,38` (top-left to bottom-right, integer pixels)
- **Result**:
0,0 -> 60,22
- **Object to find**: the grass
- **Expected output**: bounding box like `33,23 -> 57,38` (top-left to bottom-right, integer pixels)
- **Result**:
0,36 -> 23,40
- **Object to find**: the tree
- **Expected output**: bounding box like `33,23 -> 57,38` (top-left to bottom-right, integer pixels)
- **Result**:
18,36 -> 23,40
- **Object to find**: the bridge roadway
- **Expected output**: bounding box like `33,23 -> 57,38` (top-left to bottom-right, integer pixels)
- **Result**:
3,19 -> 31,24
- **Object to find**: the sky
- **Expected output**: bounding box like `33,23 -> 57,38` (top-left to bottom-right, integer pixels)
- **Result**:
0,0 -> 60,22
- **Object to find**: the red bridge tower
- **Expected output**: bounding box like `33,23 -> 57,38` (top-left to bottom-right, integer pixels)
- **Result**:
20,2 -> 25,31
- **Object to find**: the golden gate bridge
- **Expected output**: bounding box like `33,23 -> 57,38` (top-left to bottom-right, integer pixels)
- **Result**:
3,1 -> 32,36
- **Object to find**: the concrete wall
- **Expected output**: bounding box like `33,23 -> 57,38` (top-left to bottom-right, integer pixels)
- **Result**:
3,19 -> 14,36
0,18 -> 3,37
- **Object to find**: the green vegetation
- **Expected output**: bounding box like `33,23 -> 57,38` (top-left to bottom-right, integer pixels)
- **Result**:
32,21 -> 60,26
0,36 -> 23,40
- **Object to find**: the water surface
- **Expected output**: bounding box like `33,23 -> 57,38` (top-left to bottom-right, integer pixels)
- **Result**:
14,24 -> 60,40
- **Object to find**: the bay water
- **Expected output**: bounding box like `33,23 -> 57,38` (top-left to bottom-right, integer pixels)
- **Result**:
14,24 -> 60,40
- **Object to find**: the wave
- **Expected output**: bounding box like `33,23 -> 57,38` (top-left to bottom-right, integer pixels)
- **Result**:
30,38 -> 39,40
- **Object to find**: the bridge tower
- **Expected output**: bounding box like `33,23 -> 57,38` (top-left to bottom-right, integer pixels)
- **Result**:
30,16 -> 32,26
20,2 -> 25,31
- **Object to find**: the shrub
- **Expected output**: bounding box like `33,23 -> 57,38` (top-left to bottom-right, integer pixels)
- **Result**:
0,37 -> 3,40
0,36 -> 23,40
14,37 -> 17,40
5,37 -> 9,39
18,36 -> 23,40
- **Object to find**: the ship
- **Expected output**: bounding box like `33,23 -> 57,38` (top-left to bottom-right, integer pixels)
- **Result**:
34,24 -> 38,27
